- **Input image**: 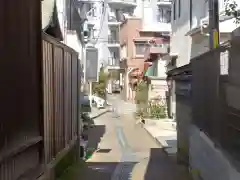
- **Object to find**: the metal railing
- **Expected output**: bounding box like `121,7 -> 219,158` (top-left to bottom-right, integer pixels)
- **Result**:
108,57 -> 120,66
108,36 -> 120,44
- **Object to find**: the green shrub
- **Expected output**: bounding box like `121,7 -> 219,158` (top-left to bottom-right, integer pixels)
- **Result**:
148,102 -> 167,119
92,67 -> 108,99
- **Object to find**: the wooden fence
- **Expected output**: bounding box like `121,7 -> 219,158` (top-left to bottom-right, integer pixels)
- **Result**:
42,33 -> 79,165
0,32 -> 80,180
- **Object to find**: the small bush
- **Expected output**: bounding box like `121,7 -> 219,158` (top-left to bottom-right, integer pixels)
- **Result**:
148,102 -> 167,119
92,67 -> 108,99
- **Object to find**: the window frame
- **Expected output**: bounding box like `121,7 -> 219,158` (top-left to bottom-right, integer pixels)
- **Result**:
157,6 -> 171,23
134,41 -> 148,57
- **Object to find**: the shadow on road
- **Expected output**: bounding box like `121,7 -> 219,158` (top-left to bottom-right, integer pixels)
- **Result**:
61,110 -> 191,179
66,148 -> 191,180
87,124 -> 105,151
144,148 -> 191,180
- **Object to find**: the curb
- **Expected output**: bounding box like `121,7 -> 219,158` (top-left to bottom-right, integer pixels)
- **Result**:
140,122 -> 177,157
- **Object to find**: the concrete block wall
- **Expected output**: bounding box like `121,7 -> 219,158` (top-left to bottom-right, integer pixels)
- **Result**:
189,125 -> 240,180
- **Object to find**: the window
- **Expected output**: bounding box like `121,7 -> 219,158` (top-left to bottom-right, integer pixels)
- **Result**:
173,0 -> 176,20
135,42 -> 147,56
178,0 -> 181,17
88,25 -> 96,39
157,7 -> 171,23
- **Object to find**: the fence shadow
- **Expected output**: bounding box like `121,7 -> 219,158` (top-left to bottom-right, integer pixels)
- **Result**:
87,124 -> 106,151
144,148 -> 190,180
65,161 -> 139,180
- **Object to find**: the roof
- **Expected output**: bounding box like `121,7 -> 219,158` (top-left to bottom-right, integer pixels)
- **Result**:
42,0 -> 63,40
42,0 -> 55,30
167,63 -> 192,78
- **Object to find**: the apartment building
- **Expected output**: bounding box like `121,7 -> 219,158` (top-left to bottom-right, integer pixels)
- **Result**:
120,0 -> 171,101
77,0 -> 171,91
78,0 -> 137,70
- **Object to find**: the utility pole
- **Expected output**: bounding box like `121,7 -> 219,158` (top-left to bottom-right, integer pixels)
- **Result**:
209,0 -> 220,49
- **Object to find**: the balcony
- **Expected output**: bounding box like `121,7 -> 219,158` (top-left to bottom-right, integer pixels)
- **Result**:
108,36 -> 120,47
108,16 -> 121,25
157,0 -> 172,5
108,57 -> 120,69
144,44 -> 169,60
108,0 -> 137,8
149,44 -> 169,54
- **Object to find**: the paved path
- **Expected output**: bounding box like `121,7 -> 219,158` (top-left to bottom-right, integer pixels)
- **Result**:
74,95 -> 191,180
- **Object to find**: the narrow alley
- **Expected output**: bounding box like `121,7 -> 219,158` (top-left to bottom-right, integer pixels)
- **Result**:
73,95 -> 190,180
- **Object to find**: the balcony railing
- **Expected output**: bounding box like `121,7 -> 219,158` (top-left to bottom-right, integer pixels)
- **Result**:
108,57 -> 120,66
144,44 -> 169,60
108,36 -> 120,44
156,15 -> 171,23
149,44 -> 169,54
108,16 -> 118,22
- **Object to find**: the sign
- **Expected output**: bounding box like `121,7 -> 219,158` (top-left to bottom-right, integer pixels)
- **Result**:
85,48 -> 99,82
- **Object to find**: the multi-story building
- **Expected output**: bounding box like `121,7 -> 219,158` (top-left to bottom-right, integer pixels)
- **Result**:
167,0 -> 240,119
119,0 -> 171,101
78,0 -> 137,69
169,0 -> 239,69
77,0 -> 171,92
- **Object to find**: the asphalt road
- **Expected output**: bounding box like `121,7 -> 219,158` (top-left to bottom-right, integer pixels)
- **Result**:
75,94 -> 190,180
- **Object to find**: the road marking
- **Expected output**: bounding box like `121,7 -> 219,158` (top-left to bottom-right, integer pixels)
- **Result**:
112,110 -> 138,180
116,127 -> 125,148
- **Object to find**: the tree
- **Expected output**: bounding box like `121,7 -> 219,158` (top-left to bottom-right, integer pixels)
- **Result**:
92,67 -> 108,99
225,0 -> 240,23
